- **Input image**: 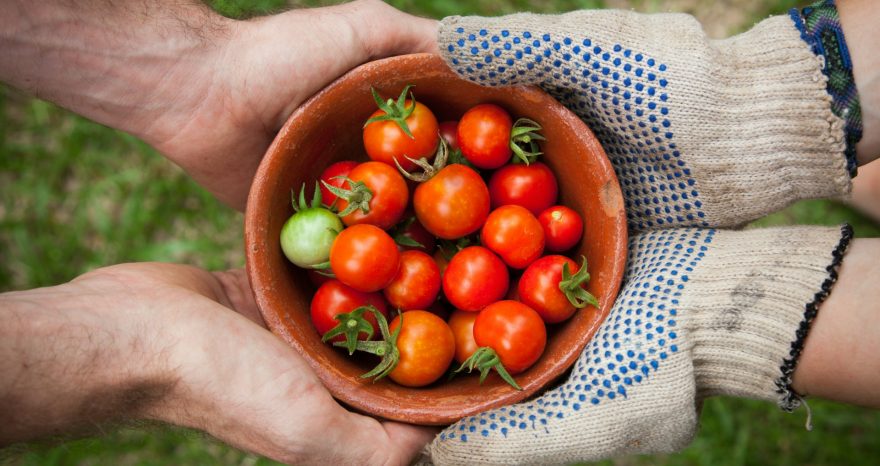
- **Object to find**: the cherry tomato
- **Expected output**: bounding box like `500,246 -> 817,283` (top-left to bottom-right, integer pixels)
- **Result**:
279,190 -> 343,269
481,205 -> 545,269
457,103 -> 513,169
319,160 -> 358,208
439,121 -> 460,151
474,300 -> 546,374
310,280 -> 389,342
330,224 -> 400,292
518,255 -> 581,323
388,310 -> 455,387
488,162 -> 559,215
336,161 -> 408,230
414,164 -> 490,239
442,246 -> 509,312
448,309 -> 479,365
538,205 -> 584,252
363,99 -> 439,172
383,250 -> 441,311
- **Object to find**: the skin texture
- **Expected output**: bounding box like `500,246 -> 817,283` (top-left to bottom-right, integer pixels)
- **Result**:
838,0 -> 880,165
794,2 -> 880,408
792,239 -> 880,408
0,0 -> 439,463
0,264 -> 436,465
0,0 -> 440,210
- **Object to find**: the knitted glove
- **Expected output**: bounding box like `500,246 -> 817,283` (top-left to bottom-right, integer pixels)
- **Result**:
429,225 -> 851,465
439,6 -> 861,231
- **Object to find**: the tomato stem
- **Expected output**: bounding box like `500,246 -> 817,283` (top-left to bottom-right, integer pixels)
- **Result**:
333,308 -> 402,382
322,305 -> 378,355
560,256 -> 600,309
509,118 -> 545,165
321,176 -> 374,218
454,346 -> 522,390
364,85 -> 417,139
394,138 -> 450,183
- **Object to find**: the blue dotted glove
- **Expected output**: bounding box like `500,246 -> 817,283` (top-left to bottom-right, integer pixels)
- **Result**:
438,10 -> 852,231
429,225 -> 850,465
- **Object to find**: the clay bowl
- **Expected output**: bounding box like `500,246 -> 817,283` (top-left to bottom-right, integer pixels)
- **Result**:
245,53 -> 627,425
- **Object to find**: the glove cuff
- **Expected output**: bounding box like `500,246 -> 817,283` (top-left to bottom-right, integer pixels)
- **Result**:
684,225 -> 852,408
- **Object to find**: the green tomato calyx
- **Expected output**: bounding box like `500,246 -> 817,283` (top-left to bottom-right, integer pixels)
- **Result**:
322,305 -> 377,355
364,85 -> 417,139
332,308 -> 402,382
321,176 -> 374,218
394,138 -> 449,183
560,256 -> 599,309
454,346 -> 522,390
291,183 -> 325,213
510,117 -> 545,165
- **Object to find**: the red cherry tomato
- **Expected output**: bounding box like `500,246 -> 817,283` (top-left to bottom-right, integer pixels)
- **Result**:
330,224 -> 400,292
413,164 -> 490,240
518,255 -> 582,323
442,246 -> 509,312
388,310 -> 455,387
310,280 -> 389,341
319,160 -> 358,208
538,205 -> 584,252
481,205 -> 545,269
448,309 -> 479,365
383,250 -> 441,311
336,161 -> 408,230
457,103 -> 513,169
363,99 -> 439,172
474,300 -> 546,375
488,162 -> 559,215
439,121 -> 460,151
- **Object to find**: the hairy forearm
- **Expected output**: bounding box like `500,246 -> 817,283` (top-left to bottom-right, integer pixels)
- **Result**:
793,238 -> 880,408
0,0 -> 230,144
0,281 -> 176,445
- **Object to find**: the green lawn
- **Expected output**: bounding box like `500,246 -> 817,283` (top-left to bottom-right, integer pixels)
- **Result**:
2,0 -> 879,465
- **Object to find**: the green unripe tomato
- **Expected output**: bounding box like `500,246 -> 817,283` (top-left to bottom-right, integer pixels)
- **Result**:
280,206 -> 343,268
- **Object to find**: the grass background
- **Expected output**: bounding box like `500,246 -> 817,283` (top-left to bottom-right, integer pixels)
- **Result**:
2,0 -> 879,465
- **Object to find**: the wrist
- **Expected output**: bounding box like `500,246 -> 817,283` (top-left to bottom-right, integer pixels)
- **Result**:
836,0 -> 880,165
683,226 -> 852,408
0,276 -> 178,444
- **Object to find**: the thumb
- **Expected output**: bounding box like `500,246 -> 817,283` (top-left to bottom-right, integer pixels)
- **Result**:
338,0 -> 440,59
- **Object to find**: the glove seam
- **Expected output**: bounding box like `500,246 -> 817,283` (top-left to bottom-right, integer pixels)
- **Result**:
774,223 -> 853,411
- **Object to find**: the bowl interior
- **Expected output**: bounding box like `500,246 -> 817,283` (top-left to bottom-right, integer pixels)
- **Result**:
245,53 -> 627,425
